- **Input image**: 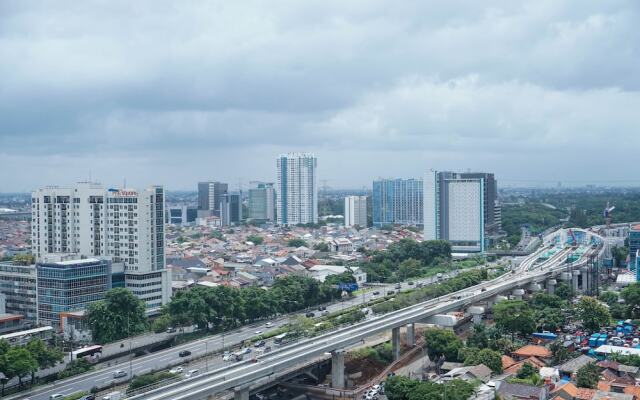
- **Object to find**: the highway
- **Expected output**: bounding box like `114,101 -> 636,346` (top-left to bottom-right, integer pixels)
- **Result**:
11,268 -> 484,400
131,239 -> 595,400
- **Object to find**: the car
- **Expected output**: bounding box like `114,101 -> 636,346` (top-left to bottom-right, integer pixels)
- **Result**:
80,395 -> 96,400
223,353 -> 234,361
372,291 -> 380,295
50,395 -> 65,400
185,369 -> 199,378
113,370 -> 127,378
254,340 -> 266,347
255,330 -> 263,335
165,327 -> 176,333
387,290 -> 395,295
372,385 -> 381,392
265,322 -> 273,328
305,312 -> 315,318
395,283 -> 401,289
264,346 -> 272,352
179,350 -> 192,357
169,366 -> 184,374
416,283 -> 424,288
408,281 -> 414,285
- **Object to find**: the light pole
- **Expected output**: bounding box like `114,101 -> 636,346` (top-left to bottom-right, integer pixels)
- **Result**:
128,313 -> 133,378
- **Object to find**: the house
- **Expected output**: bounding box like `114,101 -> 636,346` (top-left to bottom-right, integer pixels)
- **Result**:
308,265 -> 367,284
330,238 -> 353,254
496,381 -> 547,400
513,345 -> 552,360
504,357 -> 547,376
557,355 -> 596,378
592,391 -> 633,400
552,382 -> 597,400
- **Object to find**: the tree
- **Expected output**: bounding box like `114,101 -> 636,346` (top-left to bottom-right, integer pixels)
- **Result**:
423,328 -> 463,361
577,297 -> 611,331
556,282 -> 573,300
313,242 -> 330,252
493,300 -> 536,338
25,339 -> 63,382
550,340 -> 571,365
86,288 -> 147,343
246,235 -> 264,245
576,362 -> 600,388
151,314 -> 172,333
385,376 -> 420,400
535,307 -> 565,331
599,291 -> 619,307
287,238 -> 308,248
621,283 -> 640,319
517,362 -> 538,379
462,348 -> 503,374
530,293 -> 563,310
5,347 -> 37,386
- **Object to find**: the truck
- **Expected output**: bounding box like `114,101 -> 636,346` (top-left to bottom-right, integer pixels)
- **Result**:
102,392 -> 123,400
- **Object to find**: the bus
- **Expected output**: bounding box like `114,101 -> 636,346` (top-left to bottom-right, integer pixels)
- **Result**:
71,345 -> 103,362
274,333 -> 288,345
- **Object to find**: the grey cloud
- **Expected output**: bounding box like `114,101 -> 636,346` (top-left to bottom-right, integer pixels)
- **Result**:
1,0 -> 640,190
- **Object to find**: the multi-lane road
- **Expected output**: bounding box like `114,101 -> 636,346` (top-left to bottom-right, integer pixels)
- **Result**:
11,266 -> 492,400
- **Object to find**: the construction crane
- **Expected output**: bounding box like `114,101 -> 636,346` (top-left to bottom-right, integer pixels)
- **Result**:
603,202 -> 615,228
568,229 -> 578,248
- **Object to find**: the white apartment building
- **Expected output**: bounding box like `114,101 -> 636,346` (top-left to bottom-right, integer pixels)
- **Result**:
276,153 -> 318,225
424,171 -> 485,253
344,196 -> 368,228
31,182 -> 171,309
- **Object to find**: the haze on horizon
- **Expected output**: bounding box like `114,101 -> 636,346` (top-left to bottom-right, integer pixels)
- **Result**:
1,1 -> 640,192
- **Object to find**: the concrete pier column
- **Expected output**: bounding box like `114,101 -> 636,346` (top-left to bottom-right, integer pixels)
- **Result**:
546,279 -> 557,295
234,387 -> 249,400
392,327 -> 401,361
572,270 -> 580,293
406,323 -> 415,347
559,272 -> 571,281
512,289 -> 525,301
528,283 -> 542,292
581,267 -> 589,293
469,306 -> 485,324
493,295 -> 508,304
331,350 -> 345,389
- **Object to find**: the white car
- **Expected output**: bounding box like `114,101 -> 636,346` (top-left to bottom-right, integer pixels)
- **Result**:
185,369 -> 199,378
50,395 -> 65,400
265,322 -> 273,328
169,366 -> 184,374
255,330 -> 263,335
113,370 -> 127,378
223,354 -> 234,361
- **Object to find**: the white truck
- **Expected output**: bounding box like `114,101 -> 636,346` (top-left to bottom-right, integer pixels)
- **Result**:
102,391 -> 123,400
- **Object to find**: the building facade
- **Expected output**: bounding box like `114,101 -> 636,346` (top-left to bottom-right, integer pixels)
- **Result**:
0,261 -> 38,324
37,255 -> 112,329
197,181 -> 228,217
276,153 -> 318,225
344,196 -> 368,228
372,178 -> 423,227
248,183 -> 275,221
424,171 -> 485,252
458,172 -> 501,234
628,224 -> 640,272
220,193 -> 242,226
167,205 -> 198,226
31,183 -> 171,310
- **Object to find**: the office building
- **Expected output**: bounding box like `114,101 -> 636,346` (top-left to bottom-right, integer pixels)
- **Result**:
197,182 -> 228,217
36,255 -> 112,329
0,261 -> 38,324
424,171 -> 485,252
167,205 -> 198,226
220,193 -> 242,226
629,224 -> 640,272
276,153 -> 318,225
31,183 -> 171,310
344,196 -> 368,228
248,183 -> 275,221
372,178 -> 423,227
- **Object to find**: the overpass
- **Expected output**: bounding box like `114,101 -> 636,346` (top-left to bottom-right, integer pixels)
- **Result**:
130,232 -> 599,400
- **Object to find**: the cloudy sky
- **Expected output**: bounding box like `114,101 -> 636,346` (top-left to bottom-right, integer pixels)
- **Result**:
1,1 -> 639,192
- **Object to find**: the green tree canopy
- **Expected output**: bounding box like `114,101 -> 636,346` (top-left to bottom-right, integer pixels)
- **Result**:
576,362 -> 600,388
287,238 -> 308,248
577,296 -> 611,331
86,288 -> 147,343
461,347 -> 503,374
621,283 -> 640,319
493,300 -> 536,337
424,328 -> 463,361
5,347 -> 37,386
246,235 -> 264,245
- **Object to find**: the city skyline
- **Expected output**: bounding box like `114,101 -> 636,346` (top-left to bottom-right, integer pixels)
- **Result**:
3,1 -> 640,191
